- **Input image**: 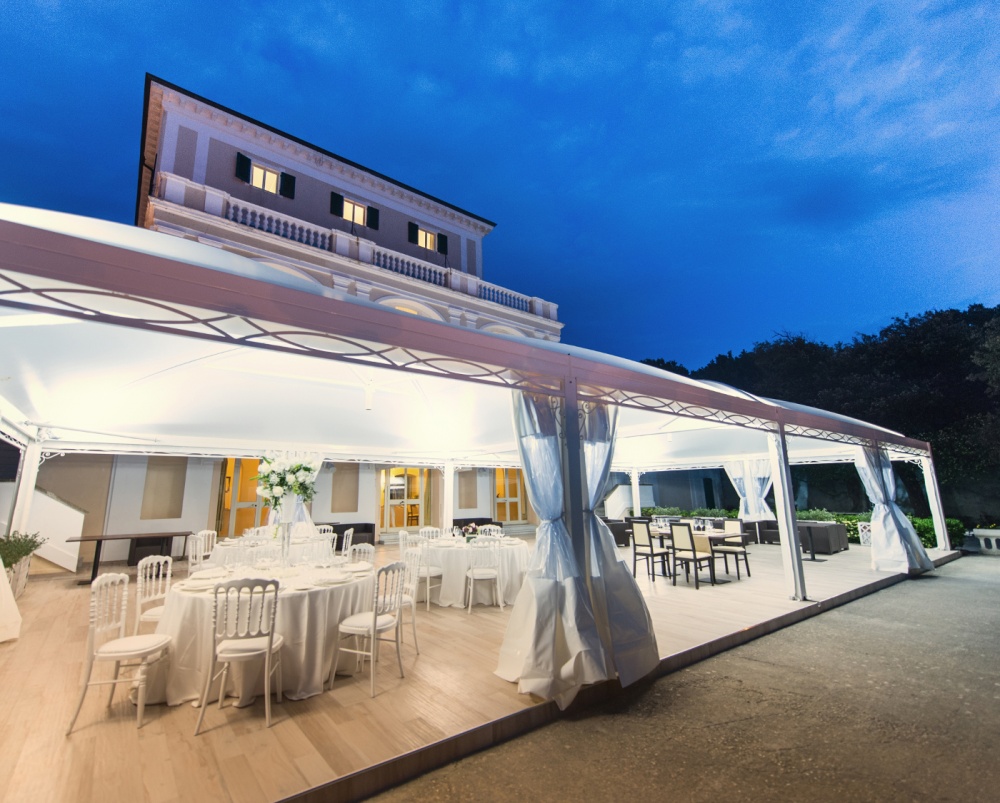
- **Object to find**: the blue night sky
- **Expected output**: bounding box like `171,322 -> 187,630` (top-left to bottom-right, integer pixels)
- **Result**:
2,1 -> 998,369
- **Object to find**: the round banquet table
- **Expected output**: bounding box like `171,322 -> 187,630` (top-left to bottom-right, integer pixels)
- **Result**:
206,536 -> 334,568
145,565 -> 374,706
423,539 -> 531,608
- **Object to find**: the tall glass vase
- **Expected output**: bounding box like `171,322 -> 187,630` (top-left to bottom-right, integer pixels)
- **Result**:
280,491 -> 298,565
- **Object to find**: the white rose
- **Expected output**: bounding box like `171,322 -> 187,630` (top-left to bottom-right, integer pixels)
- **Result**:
257,485 -> 270,498
285,472 -> 296,484
272,485 -> 284,497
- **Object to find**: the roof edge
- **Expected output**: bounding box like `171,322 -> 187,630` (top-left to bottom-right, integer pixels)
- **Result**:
140,73 -> 497,228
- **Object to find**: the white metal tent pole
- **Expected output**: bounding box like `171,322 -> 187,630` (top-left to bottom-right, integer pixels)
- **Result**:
767,424 -> 807,601
441,462 -> 455,532
7,441 -> 42,536
919,455 -> 950,550
630,469 -> 642,518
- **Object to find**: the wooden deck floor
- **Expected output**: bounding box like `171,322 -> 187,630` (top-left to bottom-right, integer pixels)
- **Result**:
0,542 -> 957,802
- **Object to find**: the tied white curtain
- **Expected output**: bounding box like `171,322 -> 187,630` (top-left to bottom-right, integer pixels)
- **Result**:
723,459 -> 776,522
854,446 -> 934,573
495,393 -> 610,709
580,402 -> 659,689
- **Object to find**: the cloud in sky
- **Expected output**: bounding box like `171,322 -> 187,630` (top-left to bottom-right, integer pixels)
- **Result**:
0,0 -> 997,367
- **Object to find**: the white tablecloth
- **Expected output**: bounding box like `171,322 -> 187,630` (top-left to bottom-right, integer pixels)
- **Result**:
147,566 -> 373,705
424,540 -> 530,608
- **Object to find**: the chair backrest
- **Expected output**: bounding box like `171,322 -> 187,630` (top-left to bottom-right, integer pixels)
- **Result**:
90,573 -> 129,644
723,519 -> 743,534
188,532 -> 207,570
470,535 -> 500,546
136,555 -> 172,609
402,548 -> 422,595
670,522 -> 694,552
419,526 -> 442,539
316,525 -> 335,535
349,543 -> 375,564
468,541 -> 500,570
478,524 -> 502,537
373,562 -> 405,616
632,519 -> 653,548
406,533 -> 427,549
693,532 -> 713,555
212,578 -> 279,645
196,529 -> 218,555
340,528 -> 354,557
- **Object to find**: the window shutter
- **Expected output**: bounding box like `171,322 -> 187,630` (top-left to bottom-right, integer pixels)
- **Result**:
437,234 -> 448,255
279,172 -> 296,199
330,192 -> 344,216
367,206 -> 379,230
235,152 -> 251,183
407,222 -> 418,244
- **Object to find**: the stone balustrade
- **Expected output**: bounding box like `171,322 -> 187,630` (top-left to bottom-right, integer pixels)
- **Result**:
157,173 -> 554,322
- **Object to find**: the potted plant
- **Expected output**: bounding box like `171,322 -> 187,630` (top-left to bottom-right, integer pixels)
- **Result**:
1,531 -> 46,599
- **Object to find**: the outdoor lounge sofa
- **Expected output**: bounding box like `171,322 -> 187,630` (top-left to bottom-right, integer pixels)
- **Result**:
601,517 -> 632,548
797,522 -> 850,554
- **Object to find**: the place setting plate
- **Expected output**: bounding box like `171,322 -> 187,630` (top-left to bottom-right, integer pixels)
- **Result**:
344,561 -> 373,573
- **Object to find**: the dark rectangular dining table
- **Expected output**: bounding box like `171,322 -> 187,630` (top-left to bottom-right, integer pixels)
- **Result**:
66,532 -> 191,585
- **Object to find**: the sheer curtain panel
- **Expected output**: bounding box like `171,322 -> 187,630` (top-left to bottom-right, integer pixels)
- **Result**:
854,445 -> 934,573
724,459 -> 776,522
495,392 -> 608,708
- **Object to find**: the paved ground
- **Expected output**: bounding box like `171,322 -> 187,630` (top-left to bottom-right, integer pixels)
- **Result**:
373,556 -> 999,802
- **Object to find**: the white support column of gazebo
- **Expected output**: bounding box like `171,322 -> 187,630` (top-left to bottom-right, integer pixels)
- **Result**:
629,469 -> 642,519
768,425 -> 808,601
920,455 -> 950,550
441,462 -> 455,532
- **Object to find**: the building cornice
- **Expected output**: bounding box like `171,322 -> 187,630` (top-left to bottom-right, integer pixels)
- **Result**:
147,74 -> 495,236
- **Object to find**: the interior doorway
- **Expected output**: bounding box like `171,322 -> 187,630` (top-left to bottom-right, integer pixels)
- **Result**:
218,458 -> 271,536
494,468 -> 527,524
379,467 -> 431,531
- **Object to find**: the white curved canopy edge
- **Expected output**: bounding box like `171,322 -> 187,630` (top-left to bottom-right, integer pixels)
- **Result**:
0,203 -> 930,470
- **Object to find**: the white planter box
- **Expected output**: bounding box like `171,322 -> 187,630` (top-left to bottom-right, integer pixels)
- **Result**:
970,529 -> 1000,556
4,556 -> 32,599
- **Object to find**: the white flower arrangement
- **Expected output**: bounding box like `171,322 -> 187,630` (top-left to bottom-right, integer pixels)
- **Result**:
254,453 -> 323,509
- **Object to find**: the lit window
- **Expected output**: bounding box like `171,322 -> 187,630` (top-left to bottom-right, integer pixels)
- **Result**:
407,221 -> 448,255
235,152 -> 296,199
343,198 -> 366,226
251,164 -> 280,194
417,229 -> 436,251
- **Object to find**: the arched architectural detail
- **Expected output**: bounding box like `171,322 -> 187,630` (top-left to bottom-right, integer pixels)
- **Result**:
372,294 -> 447,322
479,323 -> 527,338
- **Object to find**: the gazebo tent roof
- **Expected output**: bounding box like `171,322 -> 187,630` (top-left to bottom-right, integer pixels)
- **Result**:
0,203 -> 930,469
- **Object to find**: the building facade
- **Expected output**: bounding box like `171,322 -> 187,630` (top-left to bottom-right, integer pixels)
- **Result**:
137,75 -> 562,342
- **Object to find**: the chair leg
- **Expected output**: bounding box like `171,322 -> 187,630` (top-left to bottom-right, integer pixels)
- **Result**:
263,653 -> 272,727
409,601 -> 420,654
136,662 -> 148,729
275,650 -> 283,704
217,664 -> 230,709
194,659 -> 216,736
106,661 -> 121,708
66,656 -> 95,735
744,554 -> 751,578
370,637 -> 377,698
395,626 -> 405,680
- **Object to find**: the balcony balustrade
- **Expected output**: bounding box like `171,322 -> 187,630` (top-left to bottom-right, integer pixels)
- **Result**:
153,173 -> 555,322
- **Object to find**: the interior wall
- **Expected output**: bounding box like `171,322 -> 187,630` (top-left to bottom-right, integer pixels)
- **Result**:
37,454 -> 115,564
103,455 -> 216,561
